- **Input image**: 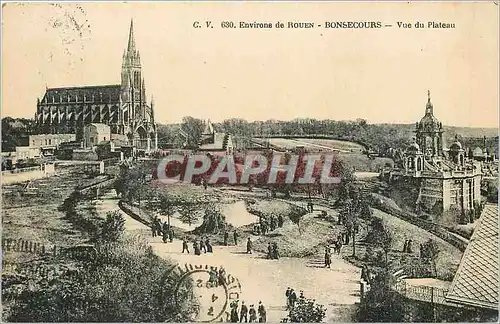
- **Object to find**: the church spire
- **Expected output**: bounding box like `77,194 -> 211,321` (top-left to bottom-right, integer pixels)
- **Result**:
127,19 -> 136,54
425,89 -> 433,115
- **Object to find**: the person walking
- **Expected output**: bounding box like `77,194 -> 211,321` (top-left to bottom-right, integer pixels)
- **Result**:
272,242 -> 279,260
285,287 -> 291,310
240,301 -> 248,322
246,238 -> 253,254
403,240 -> 408,253
248,305 -> 257,323
168,228 -> 174,243
233,231 -> 239,245
193,241 -> 201,256
182,239 -> 190,254
230,301 -> 239,322
407,240 -> 413,253
162,222 -> 169,243
206,238 -> 213,253
224,231 -> 229,246
267,243 -> 273,259
257,301 -> 266,323
324,247 -> 332,268
289,289 -> 297,309
218,266 -> 226,286
200,238 -> 207,253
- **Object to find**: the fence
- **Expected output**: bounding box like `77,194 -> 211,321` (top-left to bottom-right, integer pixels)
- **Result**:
2,238 -> 98,260
393,279 -> 449,305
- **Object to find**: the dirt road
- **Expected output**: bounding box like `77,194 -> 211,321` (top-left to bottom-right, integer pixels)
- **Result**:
96,191 -> 361,322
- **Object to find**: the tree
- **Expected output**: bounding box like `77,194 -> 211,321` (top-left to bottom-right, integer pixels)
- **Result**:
288,205 -> 308,235
181,116 -> 205,148
339,189 -> 372,257
99,211 -> 126,242
421,239 -> 440,277
194,204 -> 225,234
177,203 -> 201,227
365,218 -> 393,270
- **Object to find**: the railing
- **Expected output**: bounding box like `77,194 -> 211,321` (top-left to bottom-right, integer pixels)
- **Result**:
1,166 -> 42,175
393,280 -> 449,305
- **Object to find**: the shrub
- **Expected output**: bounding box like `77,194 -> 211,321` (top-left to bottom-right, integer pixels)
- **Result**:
4,235 -> 197,322
288,297 -> 326,323
99,211 -> 125,243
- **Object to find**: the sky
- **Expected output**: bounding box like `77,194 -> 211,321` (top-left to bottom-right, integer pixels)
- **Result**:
1,2 -> 499,127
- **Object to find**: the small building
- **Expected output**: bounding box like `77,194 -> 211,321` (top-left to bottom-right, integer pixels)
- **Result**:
29,134 -> 76,150
83,123 -> 111,149
198,120 -> 234,154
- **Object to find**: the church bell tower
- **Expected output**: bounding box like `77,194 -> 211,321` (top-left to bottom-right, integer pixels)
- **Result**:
121,19 -> 146,128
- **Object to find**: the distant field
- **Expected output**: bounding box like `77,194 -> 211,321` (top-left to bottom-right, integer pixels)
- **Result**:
265,138 -> 363,152
292,138 -> 364,152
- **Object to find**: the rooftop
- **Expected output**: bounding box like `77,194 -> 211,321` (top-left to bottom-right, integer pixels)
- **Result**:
446,203 -> 499,310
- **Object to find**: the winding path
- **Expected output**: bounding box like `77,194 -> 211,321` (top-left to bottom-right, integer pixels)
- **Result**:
95,191 -> 361,322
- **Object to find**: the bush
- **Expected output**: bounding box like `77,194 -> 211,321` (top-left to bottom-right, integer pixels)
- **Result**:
99,211 -> 125,242
4,236 -> 198,322
288,297 -> 326,322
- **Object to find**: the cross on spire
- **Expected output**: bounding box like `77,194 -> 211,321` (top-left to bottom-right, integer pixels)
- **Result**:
428,90 -> 431,102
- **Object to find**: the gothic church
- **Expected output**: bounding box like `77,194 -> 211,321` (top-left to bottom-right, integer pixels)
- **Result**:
33,20 -> 157,152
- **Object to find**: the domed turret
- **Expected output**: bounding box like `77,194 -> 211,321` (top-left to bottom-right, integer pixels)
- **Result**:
449,136 -> 463,151
418,90 -> 442,132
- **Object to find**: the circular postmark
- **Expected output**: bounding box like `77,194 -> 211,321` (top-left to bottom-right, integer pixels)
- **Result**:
171,264 -> 242,322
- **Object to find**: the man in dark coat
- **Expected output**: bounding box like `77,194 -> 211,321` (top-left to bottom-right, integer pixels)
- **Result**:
248,305 -> 257,322
240,301 -> 248,322
193,241 -> 201,255
289,289 -> 297,309
257,301 -> 266,323
233,231 -> 238,245
168,228 -> 174,242
272,242 -> 279,260
182,239 -> 190,253
162,222 -> 169,243
246,238 -> 253,254
267,243 -> 273,259
206,238 -> 213,253
285,287 -> 291,310
277,215 -> 284,228
224,231 -> 229,246
200,238 -> 207,253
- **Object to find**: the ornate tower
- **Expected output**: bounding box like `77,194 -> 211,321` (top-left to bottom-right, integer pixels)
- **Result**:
415,91 -> 444,160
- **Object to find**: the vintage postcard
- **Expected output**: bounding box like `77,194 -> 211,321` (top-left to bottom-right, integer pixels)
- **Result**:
1,1 -> 498,323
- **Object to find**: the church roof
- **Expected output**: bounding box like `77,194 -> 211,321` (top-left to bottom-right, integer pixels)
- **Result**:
41,85 -> 121,105
446,204 -> 499,310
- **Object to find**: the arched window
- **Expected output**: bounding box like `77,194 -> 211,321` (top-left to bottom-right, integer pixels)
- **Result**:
417,157 -> 422,171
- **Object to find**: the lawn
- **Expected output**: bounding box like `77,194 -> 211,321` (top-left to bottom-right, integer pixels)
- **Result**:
371,208 -> 463,281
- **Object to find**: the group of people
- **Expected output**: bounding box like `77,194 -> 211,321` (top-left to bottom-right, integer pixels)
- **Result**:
402,239 -> 413,253
182,237 -> 213,255
207,266 -> 226,287
151,218 -> 174,243
229,300 -> 267,323
266,242 -> 280,260
224,231 -> 239,246
285,287 -> 305,310
254,214 -> 284,236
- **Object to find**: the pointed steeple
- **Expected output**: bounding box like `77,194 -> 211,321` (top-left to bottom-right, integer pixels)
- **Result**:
127,19 -> 136,54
